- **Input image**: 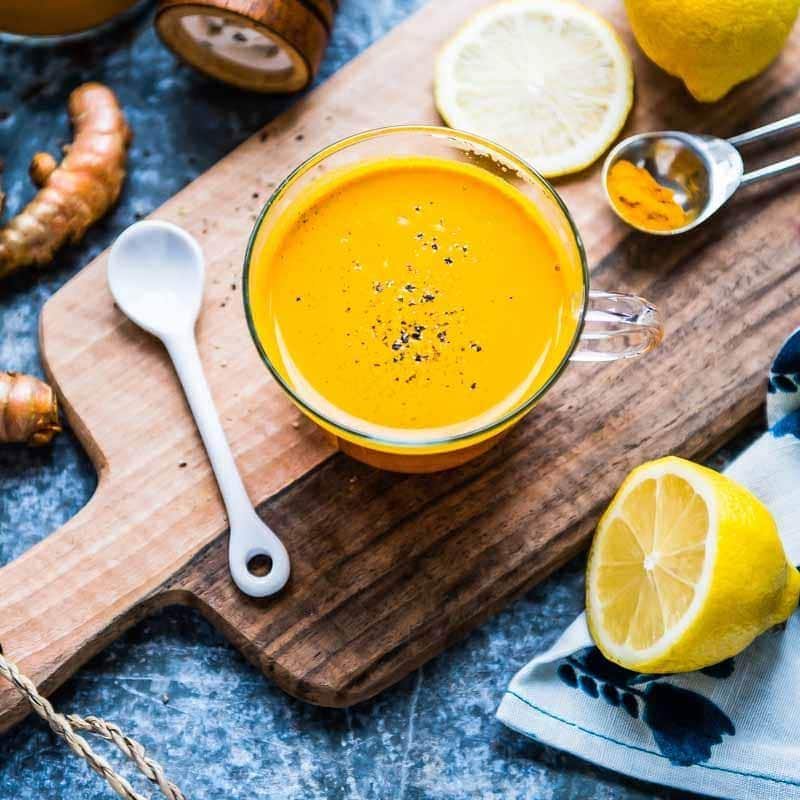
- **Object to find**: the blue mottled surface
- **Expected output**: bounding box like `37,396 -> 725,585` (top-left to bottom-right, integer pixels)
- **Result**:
0,3 -> 756,798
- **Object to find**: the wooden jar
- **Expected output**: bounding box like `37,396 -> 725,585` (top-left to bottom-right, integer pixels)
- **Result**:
155,0 -> 338,93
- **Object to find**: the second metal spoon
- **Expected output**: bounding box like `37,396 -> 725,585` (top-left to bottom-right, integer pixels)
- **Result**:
603,112 -> 800,235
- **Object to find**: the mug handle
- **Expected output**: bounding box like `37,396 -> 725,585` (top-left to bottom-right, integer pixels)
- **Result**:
571,291 -> 663,362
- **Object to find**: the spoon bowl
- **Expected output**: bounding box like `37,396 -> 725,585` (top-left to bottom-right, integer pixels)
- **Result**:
602,132 -> 743,235
108,221 -> 205,338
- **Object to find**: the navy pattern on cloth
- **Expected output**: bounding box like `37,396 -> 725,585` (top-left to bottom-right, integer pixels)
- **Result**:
557,647 -> 735,766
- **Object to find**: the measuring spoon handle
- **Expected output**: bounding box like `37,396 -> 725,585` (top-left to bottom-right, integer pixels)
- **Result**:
740,154 -> 800,188
728,113 -> 800,148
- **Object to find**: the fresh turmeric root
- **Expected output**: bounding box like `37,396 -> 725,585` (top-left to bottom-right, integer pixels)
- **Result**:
0,82 -> 131,280
0,372 -> 61,445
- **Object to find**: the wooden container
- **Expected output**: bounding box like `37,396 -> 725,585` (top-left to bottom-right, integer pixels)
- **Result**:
155,0 -> 337,92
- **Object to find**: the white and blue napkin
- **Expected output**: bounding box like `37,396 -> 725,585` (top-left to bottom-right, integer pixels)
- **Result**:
497,328 -> 800,800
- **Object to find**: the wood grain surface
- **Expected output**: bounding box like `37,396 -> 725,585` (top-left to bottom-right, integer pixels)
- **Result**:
2,0 -> 800,732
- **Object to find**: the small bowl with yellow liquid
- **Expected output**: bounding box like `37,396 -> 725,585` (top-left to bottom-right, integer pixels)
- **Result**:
244,127 -> 663,473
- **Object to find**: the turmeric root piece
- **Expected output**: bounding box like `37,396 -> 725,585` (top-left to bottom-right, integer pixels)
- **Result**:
29,152 -> 57,187
0,82 -> 131,280
0,372 -> 61,445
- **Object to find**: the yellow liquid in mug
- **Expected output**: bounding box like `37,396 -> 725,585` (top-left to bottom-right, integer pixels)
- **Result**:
248,157 -> 583,442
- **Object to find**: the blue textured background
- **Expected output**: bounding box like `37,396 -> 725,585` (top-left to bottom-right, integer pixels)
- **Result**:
0,2 -> 754,798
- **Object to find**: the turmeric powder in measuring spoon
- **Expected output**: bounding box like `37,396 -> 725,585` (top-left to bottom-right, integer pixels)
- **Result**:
607,160 -> 688,233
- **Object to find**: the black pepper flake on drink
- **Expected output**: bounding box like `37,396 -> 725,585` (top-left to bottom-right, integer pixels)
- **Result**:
414,205 -> 421,212
470,342 -> 483,352
443,257 -> 453,265
411,324 -> 425,340
374,281 -> 385,293
404,283 -> 416,292
413,353 -> 428,362
405,374 -> 417,383
422,292 -> 435,303
345,307 -> 351,312
554,263 -> 561,271
437,330 -> 447,343
431,243 -> 439,251
391,333 -> 408,351
470,382 -> 477,390
462,245 -> 469,254
296,296 -> 302,302
373,363 -> 381,367
415,232 -> 424,240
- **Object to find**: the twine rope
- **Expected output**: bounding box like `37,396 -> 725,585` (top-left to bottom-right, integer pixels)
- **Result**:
0,650 -> 185,800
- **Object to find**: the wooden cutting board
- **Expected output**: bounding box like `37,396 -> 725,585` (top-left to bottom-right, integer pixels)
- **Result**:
2,0 -> 800,734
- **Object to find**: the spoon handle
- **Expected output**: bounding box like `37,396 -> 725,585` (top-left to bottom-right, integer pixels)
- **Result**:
740,154 -> 800,188
728,113 -> 800,148
164,333 -> 290,597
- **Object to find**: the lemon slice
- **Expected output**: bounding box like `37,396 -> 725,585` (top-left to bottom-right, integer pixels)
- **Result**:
587,457 -> 800,673
434,0 -> 634,178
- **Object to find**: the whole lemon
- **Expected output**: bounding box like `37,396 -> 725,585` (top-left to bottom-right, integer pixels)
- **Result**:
624,0 -> 800,102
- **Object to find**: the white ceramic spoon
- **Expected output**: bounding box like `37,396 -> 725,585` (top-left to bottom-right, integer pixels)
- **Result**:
107,220 -> 290,598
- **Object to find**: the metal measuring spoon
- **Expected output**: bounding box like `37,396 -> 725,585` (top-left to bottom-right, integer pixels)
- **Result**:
108,220 -> 290,598
603,113 -> 800,235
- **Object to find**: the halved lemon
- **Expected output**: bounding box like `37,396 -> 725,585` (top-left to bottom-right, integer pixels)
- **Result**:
434,0 -> 633,178
587,456 -> 800,673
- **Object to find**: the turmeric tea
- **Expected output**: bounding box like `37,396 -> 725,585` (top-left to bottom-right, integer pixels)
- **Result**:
248,156 -> 582,437
607,160 -> 687,232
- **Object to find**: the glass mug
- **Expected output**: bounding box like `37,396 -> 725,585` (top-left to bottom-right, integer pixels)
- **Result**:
244,127 -> 662,473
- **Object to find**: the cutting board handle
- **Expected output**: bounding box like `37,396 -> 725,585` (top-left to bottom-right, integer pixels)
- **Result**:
0,484 -> 177,733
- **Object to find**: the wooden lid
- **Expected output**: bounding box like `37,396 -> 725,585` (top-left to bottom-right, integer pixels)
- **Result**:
155,0 -> 336,93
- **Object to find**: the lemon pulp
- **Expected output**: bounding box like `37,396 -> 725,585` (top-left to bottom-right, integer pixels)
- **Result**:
594,473 -> 709,653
